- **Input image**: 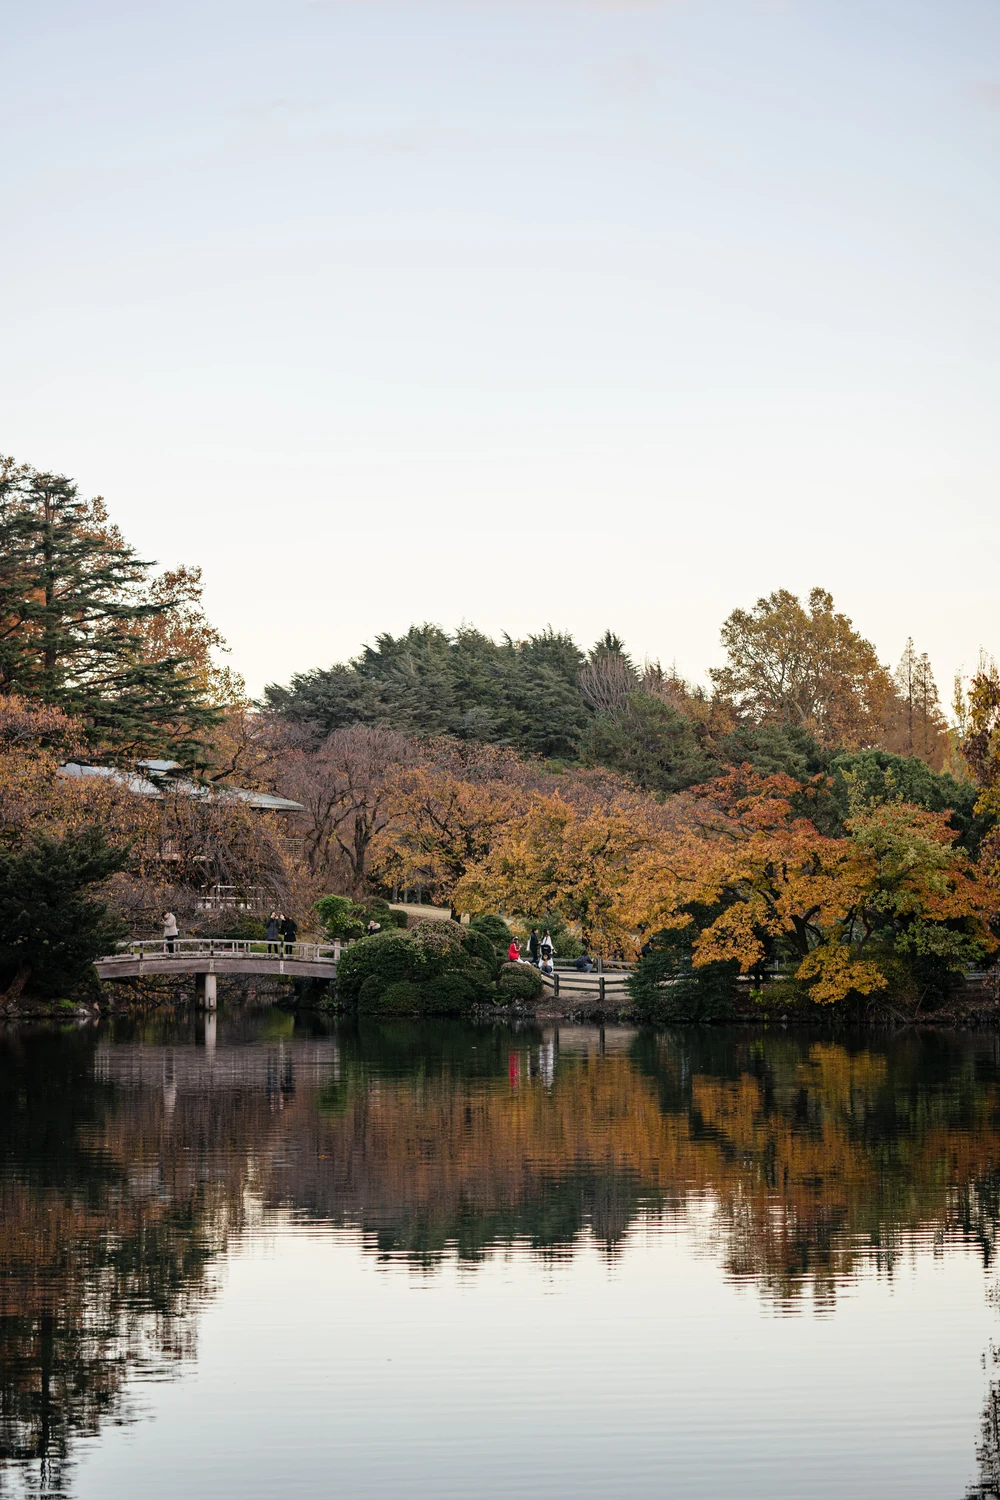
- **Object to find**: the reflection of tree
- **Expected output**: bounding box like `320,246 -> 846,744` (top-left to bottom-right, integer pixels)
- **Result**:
271,1024 -> 1000,1296
965,1370 -> 1000,1499
0,1022 -> 272,1498
5,1017 -> 1000,1492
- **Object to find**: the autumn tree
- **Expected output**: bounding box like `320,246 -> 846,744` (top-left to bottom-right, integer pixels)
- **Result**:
277,724 -> 416,895
0,458 -> 220,762
378,742 -> 535,903
709,588 -> 895,749
455,788 -> 659,955
884,638 -> 949,768
625,770 -> 993,1007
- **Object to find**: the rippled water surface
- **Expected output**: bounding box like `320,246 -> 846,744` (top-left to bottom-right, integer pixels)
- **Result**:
3,1014 -> 1000,1498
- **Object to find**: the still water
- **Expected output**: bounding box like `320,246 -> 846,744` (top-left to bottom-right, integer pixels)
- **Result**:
3,1013 -> 1000,1499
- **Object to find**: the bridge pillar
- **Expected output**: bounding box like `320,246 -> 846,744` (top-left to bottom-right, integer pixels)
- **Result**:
196,972 -> 217,1010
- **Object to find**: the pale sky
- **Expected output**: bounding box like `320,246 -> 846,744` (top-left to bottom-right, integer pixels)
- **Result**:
3,0 -> 999,699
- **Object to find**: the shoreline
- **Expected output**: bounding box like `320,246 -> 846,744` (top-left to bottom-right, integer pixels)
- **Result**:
3,975 -> 1000,1030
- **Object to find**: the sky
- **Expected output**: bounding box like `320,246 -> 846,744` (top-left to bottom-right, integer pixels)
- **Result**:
3,0 -> 999,700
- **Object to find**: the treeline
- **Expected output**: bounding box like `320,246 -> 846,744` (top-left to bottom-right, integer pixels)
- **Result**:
264,588 -> 956,795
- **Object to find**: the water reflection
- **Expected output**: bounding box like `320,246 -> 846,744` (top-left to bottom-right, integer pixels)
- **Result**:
2,1016 -> 1000,1495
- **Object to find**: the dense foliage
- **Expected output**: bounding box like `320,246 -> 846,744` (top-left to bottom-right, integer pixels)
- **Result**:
335,920 -> 498,1015
0,827 -> 127,1000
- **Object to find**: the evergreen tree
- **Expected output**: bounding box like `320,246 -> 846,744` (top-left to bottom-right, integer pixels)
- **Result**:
0,459 -> 219,761
0,826 -> 127,1000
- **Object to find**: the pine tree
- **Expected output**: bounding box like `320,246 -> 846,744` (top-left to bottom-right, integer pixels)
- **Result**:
0,458 -> 219,762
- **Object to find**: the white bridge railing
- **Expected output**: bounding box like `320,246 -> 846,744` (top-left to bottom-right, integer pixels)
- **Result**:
110,938 -> 343,963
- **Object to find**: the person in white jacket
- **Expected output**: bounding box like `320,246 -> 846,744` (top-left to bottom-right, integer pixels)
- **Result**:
162,911 -> 178,954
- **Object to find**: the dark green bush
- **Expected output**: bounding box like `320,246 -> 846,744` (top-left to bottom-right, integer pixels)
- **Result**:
336,931 -> 428,999
360,979 -> 426,1015
497,962 -> 544,1001
357,971 -> 488,1016
424,972 -> 489,1013
470,914 -> 513,950
314,895 -> 366,941
356,897 -> 408,930
316,893 -> 408,940
460,926 -> 501,973
338,919 -> 496,1012
628,927 -> 738,1023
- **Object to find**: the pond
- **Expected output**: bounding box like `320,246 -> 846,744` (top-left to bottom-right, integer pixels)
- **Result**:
2,1013 -> 1000,1499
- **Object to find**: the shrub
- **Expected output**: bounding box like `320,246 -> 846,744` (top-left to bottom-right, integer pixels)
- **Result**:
336,931 -> 427,1000
0,827 -> 127,1000
497,962 -> 544,1001
425,972 -> 489,1013
410,918 -> 465,959
360,979 -> 426,1015
628,927 -> 738,1024
315,893 -> 408,940
338,920 -> 497,1010
314,895 -> 366,941
470,914 -> 513,951
552,929 -> 583,961
356,897 -> 408,930
357,971 -> 488,1016
460,926 -> 500,974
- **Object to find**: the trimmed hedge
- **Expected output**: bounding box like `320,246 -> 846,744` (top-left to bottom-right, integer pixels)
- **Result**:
470,914 -> 514,952
497,962 -> 544,1001
340,920 -> 498,1015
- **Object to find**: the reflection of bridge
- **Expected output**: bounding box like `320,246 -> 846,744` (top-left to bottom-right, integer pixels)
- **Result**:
95,939 -> 342,1007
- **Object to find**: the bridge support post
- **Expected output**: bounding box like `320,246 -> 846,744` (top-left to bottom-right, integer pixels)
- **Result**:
196,972 -> 217,1010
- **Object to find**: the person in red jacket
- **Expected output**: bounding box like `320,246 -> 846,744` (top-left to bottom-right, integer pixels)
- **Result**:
508,939 -> 521,963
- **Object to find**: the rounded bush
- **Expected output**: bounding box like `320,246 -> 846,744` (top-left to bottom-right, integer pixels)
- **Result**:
497,962 -> 544,1001
359,979 -> 425,1015
470,914 -> 513,950
336,931 -> 426,1000
460,926 -> 500,974
424,973 -> 487,1013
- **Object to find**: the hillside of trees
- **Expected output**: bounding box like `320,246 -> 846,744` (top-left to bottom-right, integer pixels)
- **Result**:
264,589 -> 959,796
3,450 -> 1000,1017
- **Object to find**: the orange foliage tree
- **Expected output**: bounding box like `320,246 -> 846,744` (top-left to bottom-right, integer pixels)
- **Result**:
624,769 -> 994,1005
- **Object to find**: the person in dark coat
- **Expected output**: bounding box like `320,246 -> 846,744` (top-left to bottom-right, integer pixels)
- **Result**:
265,913 -> 280,954
281,915 -> 298,954
528,928 -> 540,965
575,949 -> 594,973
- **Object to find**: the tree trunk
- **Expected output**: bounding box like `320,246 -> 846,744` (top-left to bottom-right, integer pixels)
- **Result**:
0,963 -> 32,1003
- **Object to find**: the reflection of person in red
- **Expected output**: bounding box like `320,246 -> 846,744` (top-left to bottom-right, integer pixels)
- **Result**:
508,1052 -> 521,1089
507,939 -> 520,962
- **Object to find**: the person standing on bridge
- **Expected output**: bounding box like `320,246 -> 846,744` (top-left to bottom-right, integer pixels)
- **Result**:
162,911 -> 178,954
266,913 -> 280,954
281,914 -> 298,954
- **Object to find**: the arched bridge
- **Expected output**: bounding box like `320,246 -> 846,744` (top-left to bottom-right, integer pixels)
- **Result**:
96,939 -> 343,1007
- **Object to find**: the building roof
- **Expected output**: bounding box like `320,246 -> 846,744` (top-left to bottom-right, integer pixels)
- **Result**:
57,762 -> 304,812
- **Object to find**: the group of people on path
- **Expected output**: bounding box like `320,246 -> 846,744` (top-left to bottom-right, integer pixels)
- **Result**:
506,928 -> 595,976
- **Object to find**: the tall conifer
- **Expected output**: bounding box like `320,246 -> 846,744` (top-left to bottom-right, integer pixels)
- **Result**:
0,458 -> 219,762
